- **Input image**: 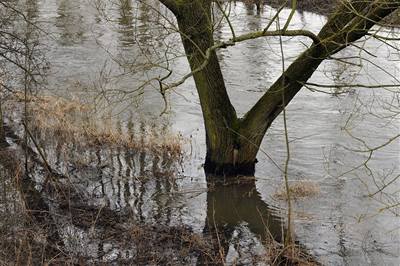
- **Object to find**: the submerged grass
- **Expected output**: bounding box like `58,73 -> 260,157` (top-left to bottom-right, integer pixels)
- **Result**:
274,180 -> 320,200
11,92 -> 184,159
264,241 -> 319,266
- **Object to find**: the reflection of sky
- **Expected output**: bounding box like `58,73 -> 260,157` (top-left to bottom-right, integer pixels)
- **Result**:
28,1 -> 400,264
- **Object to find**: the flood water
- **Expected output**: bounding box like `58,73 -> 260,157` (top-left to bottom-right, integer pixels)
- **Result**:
5,0 -> 400,265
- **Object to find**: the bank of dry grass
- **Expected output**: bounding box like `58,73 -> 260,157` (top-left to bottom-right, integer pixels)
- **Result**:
12,92 -> 184,159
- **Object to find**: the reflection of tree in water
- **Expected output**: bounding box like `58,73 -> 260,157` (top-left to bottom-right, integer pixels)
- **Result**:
25,0 -> 39,21
28,114 -> 180,220
117,0 -> 165,47
136,1 -> 166,50
117,0 -> 135,46
56,0 -> 85,44
198,179 -> 284,264
1,115 -> 299,264
243,0 -> 263,15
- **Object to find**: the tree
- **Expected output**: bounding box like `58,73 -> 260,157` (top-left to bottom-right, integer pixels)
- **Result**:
155,0 -> 400,177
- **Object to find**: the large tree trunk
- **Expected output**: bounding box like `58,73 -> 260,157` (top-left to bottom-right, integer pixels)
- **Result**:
176,2 -> 258,177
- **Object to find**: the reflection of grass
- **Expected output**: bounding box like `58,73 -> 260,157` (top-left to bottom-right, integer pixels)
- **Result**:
13,92 -> 184,159
274,181 -> 320,200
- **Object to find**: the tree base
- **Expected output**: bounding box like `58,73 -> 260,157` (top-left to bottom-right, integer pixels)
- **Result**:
204,158 -> 256,180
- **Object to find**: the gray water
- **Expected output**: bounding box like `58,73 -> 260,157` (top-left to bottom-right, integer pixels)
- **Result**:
13,0 -> 400,265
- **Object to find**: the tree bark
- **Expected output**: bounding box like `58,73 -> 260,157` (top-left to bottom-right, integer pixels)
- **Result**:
175,1 -> 259,177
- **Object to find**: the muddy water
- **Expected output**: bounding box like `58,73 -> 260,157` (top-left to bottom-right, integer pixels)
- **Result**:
14,0 -> 400,265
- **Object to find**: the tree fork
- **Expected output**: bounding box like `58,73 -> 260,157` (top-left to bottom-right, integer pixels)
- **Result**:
175,2 -> 262,177
158,0 -> 400,178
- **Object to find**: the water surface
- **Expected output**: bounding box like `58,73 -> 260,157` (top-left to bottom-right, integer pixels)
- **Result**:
13,1 -> 400,264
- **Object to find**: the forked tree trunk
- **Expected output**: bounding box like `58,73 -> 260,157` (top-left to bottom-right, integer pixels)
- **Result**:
176,2 -> 259,177
160,0 -> 400,178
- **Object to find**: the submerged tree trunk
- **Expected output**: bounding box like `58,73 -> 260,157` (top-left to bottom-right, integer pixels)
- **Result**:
176,2 -> 259,177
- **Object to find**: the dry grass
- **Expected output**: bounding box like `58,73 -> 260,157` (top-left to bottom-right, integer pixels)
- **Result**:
11,92 -> 185,159
274,180 -> 320,200
0,163 -> 70,265
263,238 -> 319,266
